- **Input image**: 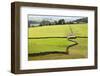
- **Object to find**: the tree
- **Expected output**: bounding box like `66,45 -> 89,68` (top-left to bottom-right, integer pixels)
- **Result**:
40,20 -> 51,26
58,19 -> 65,24
54,20 -> 58,25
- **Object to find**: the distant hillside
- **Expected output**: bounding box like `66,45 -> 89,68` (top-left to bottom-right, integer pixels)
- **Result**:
28,21 -> 40,26
28,17 -> 88,27
73,17 -> 88,23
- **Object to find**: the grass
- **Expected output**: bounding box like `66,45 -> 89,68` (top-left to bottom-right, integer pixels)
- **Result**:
28,38 -> 88,60
28,23 -> 88,60
28,24 -> 88,37
28,38 -> 73,54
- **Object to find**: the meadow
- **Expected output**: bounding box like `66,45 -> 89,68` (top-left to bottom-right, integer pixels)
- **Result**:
28,23 -> 88,60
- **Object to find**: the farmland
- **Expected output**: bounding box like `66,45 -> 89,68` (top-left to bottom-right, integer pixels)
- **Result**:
28,23 -> 88,60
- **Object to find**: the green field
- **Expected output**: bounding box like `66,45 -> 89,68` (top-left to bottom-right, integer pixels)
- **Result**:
29,24 -> 87,37
28,24 -> 88,60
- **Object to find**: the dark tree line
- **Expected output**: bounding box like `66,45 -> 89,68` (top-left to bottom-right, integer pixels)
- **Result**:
29,17 -> 88,27
40,19 -> 66,26
39,18 -> 88,26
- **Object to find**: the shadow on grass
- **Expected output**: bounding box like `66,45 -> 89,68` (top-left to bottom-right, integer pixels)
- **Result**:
28,51 -> 68,57
28,37 -> 87,57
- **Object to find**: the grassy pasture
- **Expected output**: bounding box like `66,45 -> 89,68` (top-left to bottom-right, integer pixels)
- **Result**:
28,24 -> 88,37
28,23 -> 88,60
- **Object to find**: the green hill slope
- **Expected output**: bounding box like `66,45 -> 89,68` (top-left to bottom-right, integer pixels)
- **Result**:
28,24 -> 87,38
28,23 -> 88,60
